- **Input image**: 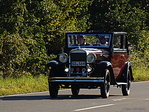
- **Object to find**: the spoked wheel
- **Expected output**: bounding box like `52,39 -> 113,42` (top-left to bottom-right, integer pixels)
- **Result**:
122,70 -> 131,96
100,69 -> 111,98
71,85 -> 80,96
49,83 -> 59,98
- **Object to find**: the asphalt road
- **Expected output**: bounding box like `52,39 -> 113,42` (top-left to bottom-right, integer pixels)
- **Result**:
0,81 -> 149,112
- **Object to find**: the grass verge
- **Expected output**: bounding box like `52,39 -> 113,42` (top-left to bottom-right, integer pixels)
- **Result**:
0,75 -> 48,96
0,68 -> 149,96
133,68 -> 149,82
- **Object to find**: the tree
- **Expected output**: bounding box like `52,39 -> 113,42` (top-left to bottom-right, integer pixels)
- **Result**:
0,0 -> 92,77
0,0 -> 149,77
0,0 -> 50,77
39,0 -> 91,55
88,0 -> 146,45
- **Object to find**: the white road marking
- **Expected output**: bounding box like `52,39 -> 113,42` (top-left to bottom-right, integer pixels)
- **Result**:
73,104 -> 115,111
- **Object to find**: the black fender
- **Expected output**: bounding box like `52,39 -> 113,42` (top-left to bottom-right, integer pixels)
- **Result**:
129,65 -> 134,81
118,62 -> 134,82
93,61 -> 116,85
98,61 -> 112,69
125,62 -> 134,81
47,60 -> 65,77
47,60 -> 59,68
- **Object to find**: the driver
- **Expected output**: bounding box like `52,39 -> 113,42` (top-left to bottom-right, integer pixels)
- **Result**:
76,35 -> 91,46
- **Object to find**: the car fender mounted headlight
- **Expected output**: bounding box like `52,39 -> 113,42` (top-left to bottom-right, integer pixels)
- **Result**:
87,53 -> 96,63
59,53 -> 68,63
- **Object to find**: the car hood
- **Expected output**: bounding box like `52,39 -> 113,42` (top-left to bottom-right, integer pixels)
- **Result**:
70,48 -> 109,55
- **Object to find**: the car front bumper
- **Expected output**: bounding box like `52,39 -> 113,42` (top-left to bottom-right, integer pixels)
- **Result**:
48,77 -> 105,83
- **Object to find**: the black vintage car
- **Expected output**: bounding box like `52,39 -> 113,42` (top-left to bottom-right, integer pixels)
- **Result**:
47,32 -> 134,98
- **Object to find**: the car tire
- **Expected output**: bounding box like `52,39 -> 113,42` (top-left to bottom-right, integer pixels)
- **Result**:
122,70 -> 131,96
49,83 -> 59,98
71,85 -> 80,96
100,69 -> 111,98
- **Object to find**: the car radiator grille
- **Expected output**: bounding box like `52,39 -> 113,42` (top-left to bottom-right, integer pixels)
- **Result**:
70,53 -> 86,61
70,53 -> 87,75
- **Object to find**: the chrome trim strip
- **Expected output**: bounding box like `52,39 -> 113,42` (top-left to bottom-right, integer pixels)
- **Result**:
49,80 -> 104,82
116,82 -> 127,85
49,77 -> 104,82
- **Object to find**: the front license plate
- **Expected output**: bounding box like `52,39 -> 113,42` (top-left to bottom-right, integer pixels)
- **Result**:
72,61 -> 86,66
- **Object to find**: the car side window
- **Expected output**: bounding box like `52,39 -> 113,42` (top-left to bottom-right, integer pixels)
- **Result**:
113,35 -> 126,49
113,35 -> 121,48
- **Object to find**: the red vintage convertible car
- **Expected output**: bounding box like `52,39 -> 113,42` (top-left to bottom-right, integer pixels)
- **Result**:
47,32 -> 134,98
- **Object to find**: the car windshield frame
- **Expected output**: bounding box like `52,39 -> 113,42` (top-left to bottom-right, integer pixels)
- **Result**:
66,33 -> 112,48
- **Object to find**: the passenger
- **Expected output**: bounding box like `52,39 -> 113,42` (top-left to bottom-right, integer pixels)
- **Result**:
98,35 -> 109,46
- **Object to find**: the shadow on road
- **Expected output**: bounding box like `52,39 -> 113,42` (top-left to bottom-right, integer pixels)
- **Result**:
0,95 -> 50,101
52,94 -> 102,100
50,94 -> 122,100
0,94 -> 121,101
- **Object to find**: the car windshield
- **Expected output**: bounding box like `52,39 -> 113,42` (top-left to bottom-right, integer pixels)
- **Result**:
67,33 -> 111,48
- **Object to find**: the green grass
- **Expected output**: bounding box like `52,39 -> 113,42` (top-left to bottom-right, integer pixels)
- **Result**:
0,75 -> 48,96
0,68 -> 149,96
133,69 -> 149,82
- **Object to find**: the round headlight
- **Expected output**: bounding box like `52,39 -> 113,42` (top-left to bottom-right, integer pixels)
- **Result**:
87,53 -> 96,63
59,53 -> 68,63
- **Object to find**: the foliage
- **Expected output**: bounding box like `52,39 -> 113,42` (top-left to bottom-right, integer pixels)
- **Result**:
0,0 -> 149,78
1,32 -> 30,77
88,0 -> 146,45
41,0 -> 91,55
130,30 -> 149,70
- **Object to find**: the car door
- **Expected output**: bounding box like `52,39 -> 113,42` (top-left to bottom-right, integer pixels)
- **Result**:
111,34 -> 129,79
